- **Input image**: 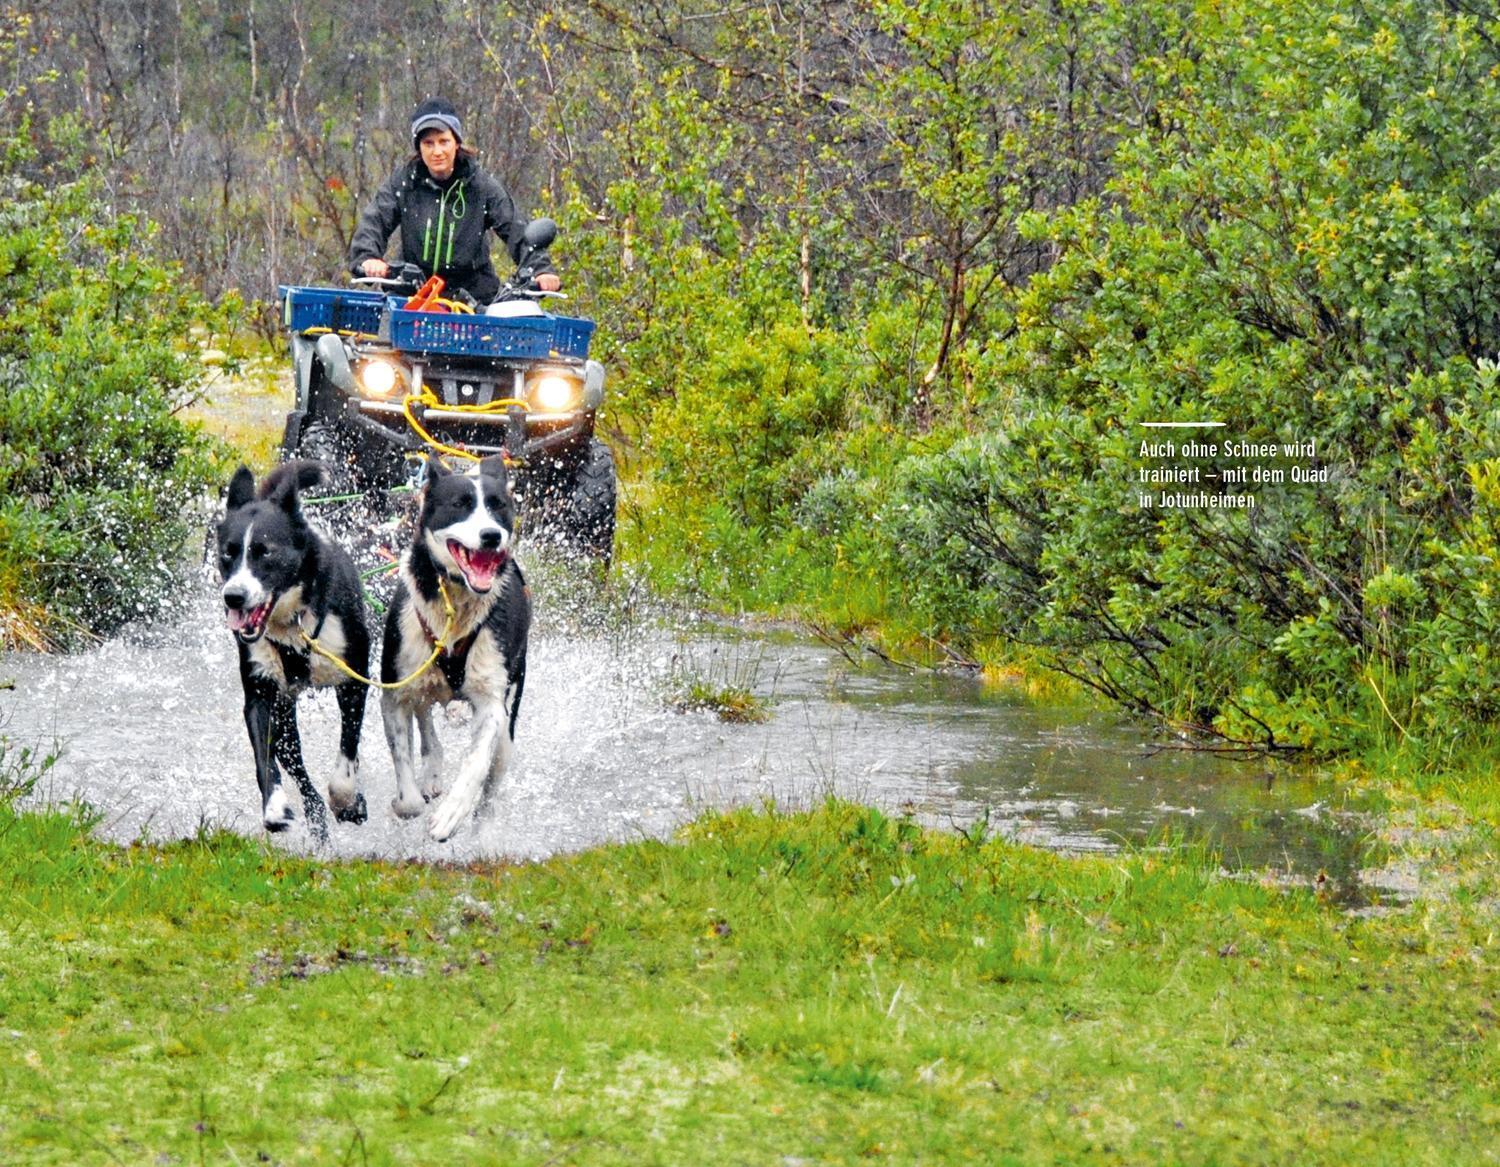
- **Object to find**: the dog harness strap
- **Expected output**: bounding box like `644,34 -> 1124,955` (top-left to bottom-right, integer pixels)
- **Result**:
271,608 -> 326,687
413,605 -> 479,691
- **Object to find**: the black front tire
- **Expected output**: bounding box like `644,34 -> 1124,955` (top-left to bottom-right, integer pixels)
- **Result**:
568,437 -> 617,565
293,421 -> 358,496
521,437 -> 617,566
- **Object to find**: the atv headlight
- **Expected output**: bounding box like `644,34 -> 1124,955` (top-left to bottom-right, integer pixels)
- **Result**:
527,370 -> 583,412
357,358 -> 406,399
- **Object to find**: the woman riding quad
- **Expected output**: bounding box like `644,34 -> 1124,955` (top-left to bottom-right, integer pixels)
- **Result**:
349,97 -> 561,304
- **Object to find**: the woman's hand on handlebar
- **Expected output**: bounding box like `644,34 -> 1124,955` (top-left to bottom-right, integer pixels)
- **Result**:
353,261 -> 423,290
536,273 -> 561,293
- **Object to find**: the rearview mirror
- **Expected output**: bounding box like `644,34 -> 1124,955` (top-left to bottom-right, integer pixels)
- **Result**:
522,218 -> 557,254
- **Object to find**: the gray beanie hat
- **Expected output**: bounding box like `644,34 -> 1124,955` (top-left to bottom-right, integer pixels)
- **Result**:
411,97 -> 463,145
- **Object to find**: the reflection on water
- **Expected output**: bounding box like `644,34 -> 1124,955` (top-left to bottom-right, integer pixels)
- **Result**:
0,571 -> 1375,889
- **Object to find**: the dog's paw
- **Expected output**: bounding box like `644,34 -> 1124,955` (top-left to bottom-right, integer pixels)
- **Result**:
428,794 -> 474,843
327,758 -> 360,814
263,788 -> 295,833
391,793 -> 426,820
421,775 -> 445,801
334,791 -> 368,825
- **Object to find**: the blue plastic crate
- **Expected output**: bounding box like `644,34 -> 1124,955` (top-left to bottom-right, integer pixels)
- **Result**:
279,286 -> 386,336
386,307 -> 595,360
550,315 -> 596,358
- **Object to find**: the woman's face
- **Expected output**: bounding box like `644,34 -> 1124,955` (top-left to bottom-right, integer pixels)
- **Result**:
419,128 -> 458,181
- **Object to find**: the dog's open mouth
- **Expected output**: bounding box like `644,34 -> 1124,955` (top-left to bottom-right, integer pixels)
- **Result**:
226,600 -> 273,641
449,541 -> 507,593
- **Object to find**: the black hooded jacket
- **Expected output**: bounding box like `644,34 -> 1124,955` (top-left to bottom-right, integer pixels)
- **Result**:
348,154 -> 553,304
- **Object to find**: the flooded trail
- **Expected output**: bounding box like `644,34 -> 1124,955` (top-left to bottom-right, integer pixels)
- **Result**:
0,567 -> 1372,883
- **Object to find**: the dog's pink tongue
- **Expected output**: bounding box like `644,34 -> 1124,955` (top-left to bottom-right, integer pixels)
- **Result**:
456,545 -> 503,591
226,601 -> 269,633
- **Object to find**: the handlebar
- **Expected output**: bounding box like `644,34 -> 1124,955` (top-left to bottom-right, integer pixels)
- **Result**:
351,266 -> 564,305
352,261 -> 425,292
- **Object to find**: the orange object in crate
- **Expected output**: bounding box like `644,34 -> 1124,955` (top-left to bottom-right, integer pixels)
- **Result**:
403,275 -> 448,312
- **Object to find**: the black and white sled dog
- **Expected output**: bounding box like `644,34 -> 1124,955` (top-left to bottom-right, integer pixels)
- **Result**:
216,461 -> 370,839
381,455 -> 531,842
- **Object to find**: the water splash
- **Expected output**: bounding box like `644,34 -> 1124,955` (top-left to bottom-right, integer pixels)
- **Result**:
0,565 -> 1370,879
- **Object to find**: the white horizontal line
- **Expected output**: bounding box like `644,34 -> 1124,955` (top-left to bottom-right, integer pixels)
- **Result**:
1139,421 -> 1226,428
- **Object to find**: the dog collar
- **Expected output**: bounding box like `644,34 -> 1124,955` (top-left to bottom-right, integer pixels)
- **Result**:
299,606 -> 328,641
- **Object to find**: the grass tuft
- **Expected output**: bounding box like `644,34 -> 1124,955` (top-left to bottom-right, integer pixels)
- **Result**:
665,639 -> 776,723
669,679 -> 771,723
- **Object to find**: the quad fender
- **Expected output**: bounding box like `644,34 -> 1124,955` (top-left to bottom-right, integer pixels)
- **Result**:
291,332 -> 356,411
314,332 -> 358,396
287,334 -> 359,461
485,299 -> 547,318
291,333 -> 317,412
583,359 -> 605,411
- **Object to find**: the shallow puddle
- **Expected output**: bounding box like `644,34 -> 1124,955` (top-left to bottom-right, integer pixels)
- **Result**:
0,568 -> 1380,897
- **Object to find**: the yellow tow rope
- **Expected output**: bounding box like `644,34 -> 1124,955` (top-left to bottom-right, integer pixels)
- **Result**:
303,325 -> 381,341
301,580 -> 458,690
401,389 -> 527,465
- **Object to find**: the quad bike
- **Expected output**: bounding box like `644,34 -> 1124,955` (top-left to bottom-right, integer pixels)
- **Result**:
276,219 -> 616,563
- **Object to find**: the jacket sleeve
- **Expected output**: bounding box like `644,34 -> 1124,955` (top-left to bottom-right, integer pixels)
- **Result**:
482,174 -> 555,277
348,168 -> 406,274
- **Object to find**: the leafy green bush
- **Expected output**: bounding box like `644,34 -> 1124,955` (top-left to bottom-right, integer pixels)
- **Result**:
887,1 -> 1500,749
552,0 -> 1500,754
649,322 -> 852,523
0,170 -> 228,648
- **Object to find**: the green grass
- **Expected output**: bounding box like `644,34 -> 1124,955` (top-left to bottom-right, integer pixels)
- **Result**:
613,485 -> 900,641
0,793 -> 1495,1165
1350,738 -> 1500,825
183,350 -> 288,471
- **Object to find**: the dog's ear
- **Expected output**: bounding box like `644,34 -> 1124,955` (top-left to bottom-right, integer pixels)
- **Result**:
279,458 -> 330,496
265,468 -> 304,515
426,454 -> 451,481
477,455 -> 511,492
226,466 -> 256,511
